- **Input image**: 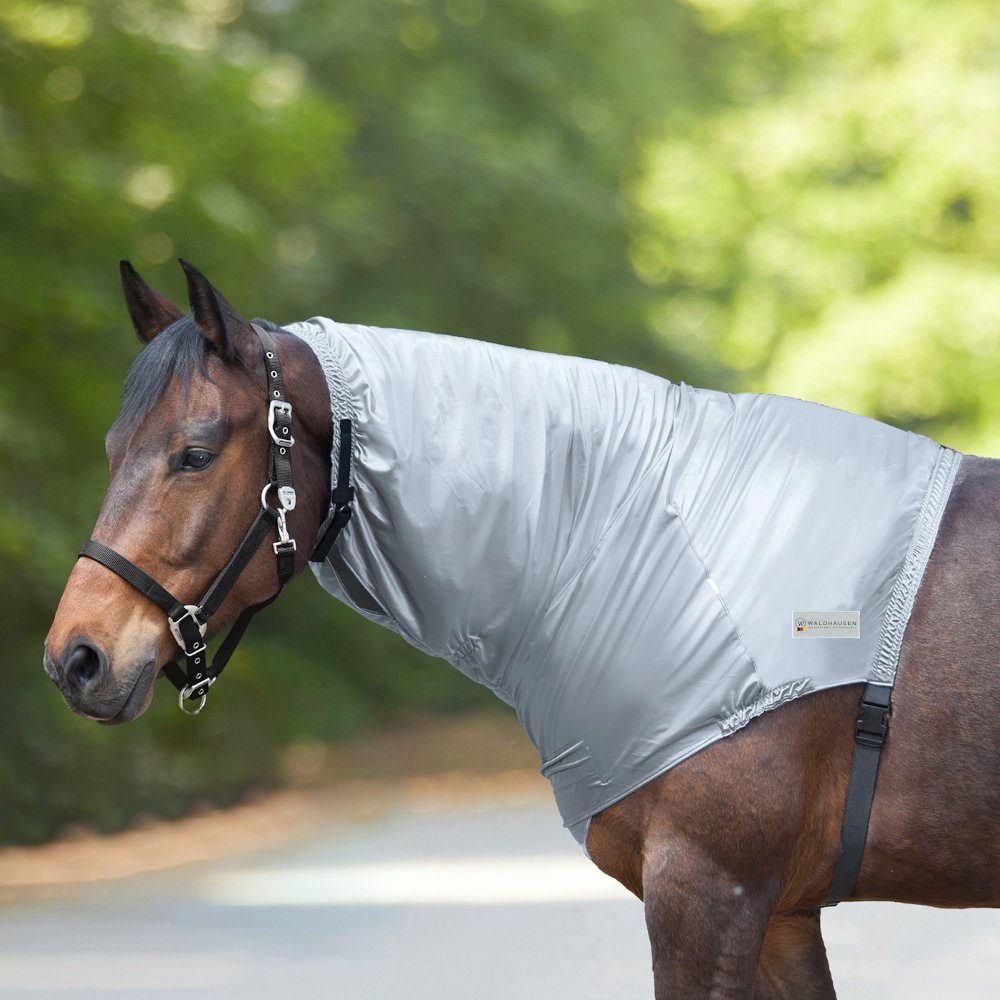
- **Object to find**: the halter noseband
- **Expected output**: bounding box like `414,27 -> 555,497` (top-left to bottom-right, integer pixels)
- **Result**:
79,323 -> 354,715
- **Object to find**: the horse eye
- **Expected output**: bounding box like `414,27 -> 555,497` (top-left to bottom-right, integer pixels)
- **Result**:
180,449 -> 215,471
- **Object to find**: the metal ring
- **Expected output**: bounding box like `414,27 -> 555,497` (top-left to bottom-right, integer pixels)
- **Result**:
178,688 -> 208,715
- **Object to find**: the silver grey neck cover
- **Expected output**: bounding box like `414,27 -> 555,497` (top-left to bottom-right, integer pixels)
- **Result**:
288,316 -> 960,845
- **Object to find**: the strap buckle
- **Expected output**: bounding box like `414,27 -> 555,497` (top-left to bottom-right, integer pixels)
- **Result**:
168,604 -> 207,653
331,484 -> 355,506
268,399 -> 294,447
855,697 -> 889,748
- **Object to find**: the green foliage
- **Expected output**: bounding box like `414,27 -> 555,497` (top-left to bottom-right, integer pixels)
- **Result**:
0,0 -> 996,843
630,0 -> 1000,452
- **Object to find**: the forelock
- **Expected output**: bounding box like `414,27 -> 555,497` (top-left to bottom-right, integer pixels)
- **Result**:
111,317 -> 209,437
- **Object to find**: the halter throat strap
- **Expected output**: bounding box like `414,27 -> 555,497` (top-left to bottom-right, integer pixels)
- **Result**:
77,322 -> 349,714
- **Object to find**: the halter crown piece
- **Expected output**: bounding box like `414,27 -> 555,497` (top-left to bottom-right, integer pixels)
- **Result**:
79,323 -> 354,715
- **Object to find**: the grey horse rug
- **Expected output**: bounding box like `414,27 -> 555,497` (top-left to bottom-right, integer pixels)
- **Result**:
287,317 -> 961,846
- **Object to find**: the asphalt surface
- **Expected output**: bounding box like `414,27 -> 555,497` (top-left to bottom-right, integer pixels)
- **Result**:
0,799 -> 997,999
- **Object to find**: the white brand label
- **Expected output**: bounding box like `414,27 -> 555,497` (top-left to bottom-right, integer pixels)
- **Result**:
792,611 -> 860,639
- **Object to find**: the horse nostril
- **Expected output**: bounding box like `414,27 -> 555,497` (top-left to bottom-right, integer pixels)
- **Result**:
65,642 -> 104,691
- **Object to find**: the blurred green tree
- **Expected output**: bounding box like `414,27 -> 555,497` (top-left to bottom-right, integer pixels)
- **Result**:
630,0 -> 1000,453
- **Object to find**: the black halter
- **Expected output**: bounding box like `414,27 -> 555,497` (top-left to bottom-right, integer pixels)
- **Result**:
79,323 -> 354,715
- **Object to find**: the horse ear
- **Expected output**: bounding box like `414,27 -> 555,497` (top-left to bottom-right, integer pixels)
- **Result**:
178,258 -> 252,362
120,260 -> 183,344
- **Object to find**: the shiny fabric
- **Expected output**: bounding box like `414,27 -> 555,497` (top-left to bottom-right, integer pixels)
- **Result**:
288,317 -> 961,845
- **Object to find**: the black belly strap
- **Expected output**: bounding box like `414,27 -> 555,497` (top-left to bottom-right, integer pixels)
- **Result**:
825,681 -> 893,905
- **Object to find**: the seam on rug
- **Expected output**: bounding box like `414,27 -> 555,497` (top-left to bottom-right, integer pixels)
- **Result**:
718,677 -> 814,736
666,500 -> 765,691
870,447 -> 962,685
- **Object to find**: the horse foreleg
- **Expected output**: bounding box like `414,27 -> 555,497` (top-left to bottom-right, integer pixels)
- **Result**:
643,840 -> 777,1000
753,909 -> 836,1000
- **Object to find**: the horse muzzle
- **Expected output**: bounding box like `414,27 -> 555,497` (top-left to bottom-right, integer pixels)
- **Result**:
43,636 -> 158,724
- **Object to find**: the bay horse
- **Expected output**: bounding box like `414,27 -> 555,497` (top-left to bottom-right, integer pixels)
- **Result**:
45,261 -> 999,998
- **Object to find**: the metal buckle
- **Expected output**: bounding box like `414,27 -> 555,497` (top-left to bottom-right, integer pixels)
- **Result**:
268,399 -> 294,447
178,675 -> 215,715
168,605 -> 207,653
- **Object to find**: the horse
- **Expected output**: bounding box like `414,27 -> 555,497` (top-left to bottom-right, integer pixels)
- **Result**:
45,261 -> 999,999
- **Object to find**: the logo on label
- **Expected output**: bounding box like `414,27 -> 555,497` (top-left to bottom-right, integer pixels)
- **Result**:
792,611 -> 860,639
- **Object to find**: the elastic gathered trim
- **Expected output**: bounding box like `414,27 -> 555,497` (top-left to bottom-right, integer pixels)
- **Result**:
870,447 -> 961,685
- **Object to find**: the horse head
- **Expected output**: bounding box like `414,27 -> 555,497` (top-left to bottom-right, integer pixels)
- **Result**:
44,261 -> 331,723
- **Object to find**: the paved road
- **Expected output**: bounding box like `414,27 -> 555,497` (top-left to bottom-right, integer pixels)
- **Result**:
0,799 -> 997,999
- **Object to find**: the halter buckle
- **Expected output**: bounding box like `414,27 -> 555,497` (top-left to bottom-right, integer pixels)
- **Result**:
168,604 -> 207,653
268,400 -> 294,447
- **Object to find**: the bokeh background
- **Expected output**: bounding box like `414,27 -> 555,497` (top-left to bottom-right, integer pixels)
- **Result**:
2,0 -> 999,844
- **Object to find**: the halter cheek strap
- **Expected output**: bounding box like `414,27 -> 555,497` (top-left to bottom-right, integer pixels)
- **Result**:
78,323 -> 354,715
